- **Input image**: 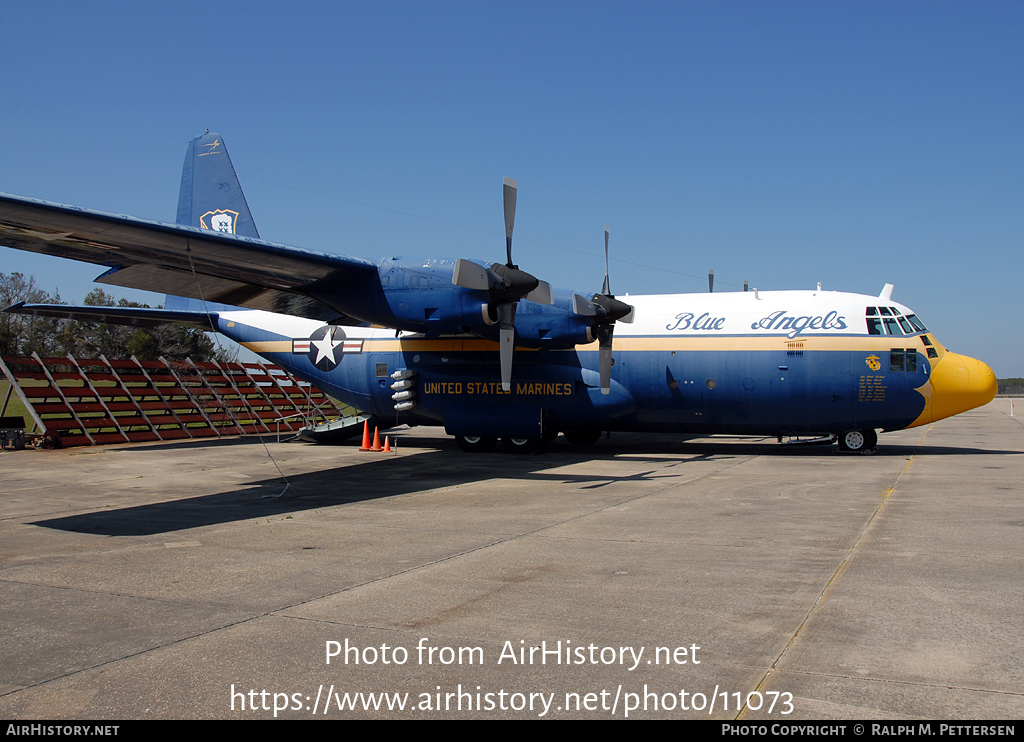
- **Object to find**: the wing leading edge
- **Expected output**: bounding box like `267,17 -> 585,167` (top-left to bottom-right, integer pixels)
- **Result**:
0,193 -> 378,323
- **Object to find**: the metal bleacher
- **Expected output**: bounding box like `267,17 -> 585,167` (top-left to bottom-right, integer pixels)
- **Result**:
0,354 -> 348,448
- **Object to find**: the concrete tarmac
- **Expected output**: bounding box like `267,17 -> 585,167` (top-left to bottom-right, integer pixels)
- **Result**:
0,399 -> 1021,719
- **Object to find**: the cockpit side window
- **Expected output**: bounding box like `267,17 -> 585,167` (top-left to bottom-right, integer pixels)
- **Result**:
883,317 -> 902,335
906,314 -> 927,332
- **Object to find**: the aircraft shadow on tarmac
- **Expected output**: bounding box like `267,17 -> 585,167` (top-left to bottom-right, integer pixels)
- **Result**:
31,435 -> 1017,538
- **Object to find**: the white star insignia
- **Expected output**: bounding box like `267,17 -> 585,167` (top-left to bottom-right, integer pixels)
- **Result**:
311,327 -> 343,364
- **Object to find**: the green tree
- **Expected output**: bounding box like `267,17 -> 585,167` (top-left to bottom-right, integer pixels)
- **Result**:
0,272 -> 65,356
1,275 -> 227,363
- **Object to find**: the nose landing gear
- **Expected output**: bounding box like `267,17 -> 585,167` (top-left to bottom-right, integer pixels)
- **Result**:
837,429 -> 877,453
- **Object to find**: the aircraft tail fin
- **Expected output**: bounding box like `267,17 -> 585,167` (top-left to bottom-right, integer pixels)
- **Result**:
176,131 -> 260,238
170,131 -> 258,313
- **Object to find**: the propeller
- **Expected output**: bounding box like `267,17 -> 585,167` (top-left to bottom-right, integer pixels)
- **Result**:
452,177 -> 552,391
573,226 -> 634,394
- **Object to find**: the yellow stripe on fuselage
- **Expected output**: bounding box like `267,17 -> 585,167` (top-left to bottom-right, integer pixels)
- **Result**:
242,334 -> 945,355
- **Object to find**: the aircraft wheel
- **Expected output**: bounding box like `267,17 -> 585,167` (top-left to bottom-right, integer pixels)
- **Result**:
502,437 -> 541,454
455,435 -> 497,453
838,429 -> 877,452
563,429 -> 602,447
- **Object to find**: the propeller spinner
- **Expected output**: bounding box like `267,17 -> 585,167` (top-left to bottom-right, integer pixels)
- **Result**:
452,177 -> 552,391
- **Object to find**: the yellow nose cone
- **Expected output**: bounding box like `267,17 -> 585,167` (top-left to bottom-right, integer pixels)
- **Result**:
928,352 -> 998,422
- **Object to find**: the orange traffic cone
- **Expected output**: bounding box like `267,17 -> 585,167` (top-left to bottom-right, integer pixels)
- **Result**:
359,420 -> 371,451
383,436 -> 392,453
370,426 -> 382,452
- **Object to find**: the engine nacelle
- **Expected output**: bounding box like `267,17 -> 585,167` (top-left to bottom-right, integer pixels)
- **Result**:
333,257 -> 595,347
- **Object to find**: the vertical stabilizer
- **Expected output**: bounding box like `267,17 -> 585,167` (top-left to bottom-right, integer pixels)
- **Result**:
168,131 -> 259,312
175,131 -> 260,238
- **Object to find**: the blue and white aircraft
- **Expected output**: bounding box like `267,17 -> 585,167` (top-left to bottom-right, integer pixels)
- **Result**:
0,132 -> 997,453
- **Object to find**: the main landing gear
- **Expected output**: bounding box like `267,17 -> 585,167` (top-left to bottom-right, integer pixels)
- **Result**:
454,428 -> 606,454
837,429 -> 878,453
501,437 -> 541,454
454,435 -> 497,453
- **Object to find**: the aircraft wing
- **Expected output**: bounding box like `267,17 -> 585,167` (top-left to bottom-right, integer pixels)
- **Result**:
0,193 -> 379,323
4,302 -> 218,330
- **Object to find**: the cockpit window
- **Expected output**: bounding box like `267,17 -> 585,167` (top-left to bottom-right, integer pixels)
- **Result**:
906,314 -> 927,332
866,307 -> 926,336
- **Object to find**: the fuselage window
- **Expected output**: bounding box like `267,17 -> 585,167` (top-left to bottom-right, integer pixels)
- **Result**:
926,347 -> 938,358
906,349 -> 917,373
921,335 -> 933,346
890,349 -> 904,372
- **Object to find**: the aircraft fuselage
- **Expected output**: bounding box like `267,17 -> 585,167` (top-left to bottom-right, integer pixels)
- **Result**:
217,286 -> 997,445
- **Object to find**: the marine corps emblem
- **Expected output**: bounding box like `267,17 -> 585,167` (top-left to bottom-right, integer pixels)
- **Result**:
865,355 -> 881,371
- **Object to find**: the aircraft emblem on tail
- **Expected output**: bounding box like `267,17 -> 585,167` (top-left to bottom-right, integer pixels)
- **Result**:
200,208 -> 240,233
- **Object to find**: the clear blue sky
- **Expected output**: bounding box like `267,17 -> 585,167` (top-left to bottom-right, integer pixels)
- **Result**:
2,1 -> 1021,375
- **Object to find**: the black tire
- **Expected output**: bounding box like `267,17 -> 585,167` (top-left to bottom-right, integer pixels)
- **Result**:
455,435 -> 497,453
563,428 -> 602,447
502,437 -> 541,454
838,429 -> 877,452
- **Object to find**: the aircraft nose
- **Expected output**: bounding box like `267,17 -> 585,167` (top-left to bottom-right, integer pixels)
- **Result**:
928,351 -> 998,422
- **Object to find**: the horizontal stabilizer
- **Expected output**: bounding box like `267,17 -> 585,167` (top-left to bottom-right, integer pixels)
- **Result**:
4,302 -> 218,330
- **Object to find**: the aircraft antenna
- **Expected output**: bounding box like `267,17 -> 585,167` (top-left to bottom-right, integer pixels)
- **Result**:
184,240 -> 291,498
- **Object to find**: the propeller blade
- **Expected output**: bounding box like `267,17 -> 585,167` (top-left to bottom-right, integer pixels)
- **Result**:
572,293 -> 597,316
452,258 -> 491,290
602,226 -> 611,296
503,177 -> 517,266
596,325 -> 614,395
525,280 -> 553,305
497,302 -> 516,392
